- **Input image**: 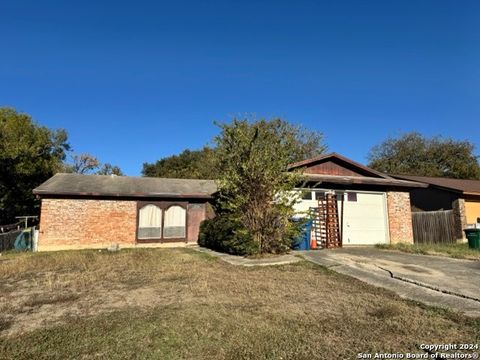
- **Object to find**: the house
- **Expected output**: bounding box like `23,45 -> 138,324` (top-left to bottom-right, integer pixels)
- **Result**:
33,153 -> 424,251
391,174 -> 480,239
33,173 -> 216,251
288,153 -> 426,246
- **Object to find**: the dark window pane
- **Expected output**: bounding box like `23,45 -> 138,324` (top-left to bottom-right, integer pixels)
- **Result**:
315,192 -> 325,200
302,191 -> 312,200
347,192 -> 357,202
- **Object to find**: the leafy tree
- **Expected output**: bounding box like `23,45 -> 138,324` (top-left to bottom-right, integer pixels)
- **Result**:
64,153 -> 124,176
142,124 -> 324,180
142,147 -> 218,179
97,163 -> 124,176
69,153 -> 100,174
0,107 -> 70,223
368,132 -> 480,179
214,117 -> 326,254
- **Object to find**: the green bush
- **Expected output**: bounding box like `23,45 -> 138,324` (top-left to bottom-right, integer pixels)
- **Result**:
198,216 -> 259,256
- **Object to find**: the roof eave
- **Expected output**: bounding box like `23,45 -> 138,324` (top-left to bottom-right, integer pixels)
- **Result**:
300,175 -> 427,188
463,191 -> 480,197
33,190 -> 214,199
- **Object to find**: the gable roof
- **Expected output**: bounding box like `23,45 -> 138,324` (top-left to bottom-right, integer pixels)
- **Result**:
33,173 -> 217,199
287,152 -> 392,179
391,175 -> 480,195
287,153 -> 426,188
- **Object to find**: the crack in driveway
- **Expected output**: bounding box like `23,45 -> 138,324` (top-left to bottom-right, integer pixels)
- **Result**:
375,265 -> 480,303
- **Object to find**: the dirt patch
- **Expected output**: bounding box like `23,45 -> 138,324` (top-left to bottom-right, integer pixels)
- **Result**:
0,250 -> 203,336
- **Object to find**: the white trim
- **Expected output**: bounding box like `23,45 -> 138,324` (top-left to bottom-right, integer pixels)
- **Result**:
382,192 -> 391,244
294,188 -> 390,245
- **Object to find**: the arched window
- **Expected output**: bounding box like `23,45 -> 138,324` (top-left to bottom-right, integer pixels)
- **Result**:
163,205 -> 186,238
138,204 -> 162,239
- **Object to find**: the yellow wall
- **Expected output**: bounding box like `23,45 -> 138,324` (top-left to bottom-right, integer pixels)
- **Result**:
465,200 -> 480,224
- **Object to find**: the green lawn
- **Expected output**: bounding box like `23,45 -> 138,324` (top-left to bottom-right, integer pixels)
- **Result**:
376,242 -> 480,260
0,248 -> 479,359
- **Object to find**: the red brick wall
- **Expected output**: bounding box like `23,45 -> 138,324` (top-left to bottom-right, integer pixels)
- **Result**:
38,199 -> 137,250
38,198 -> 207,251
187,203 -> 206,242
386,192 -> 414,244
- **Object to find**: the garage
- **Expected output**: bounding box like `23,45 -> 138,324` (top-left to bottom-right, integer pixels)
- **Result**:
288,153 -> 425,247
341,191 -> 389,245
294,189 -> 389,246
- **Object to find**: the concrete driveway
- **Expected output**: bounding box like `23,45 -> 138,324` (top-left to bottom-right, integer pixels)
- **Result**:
300,247 -> 480,317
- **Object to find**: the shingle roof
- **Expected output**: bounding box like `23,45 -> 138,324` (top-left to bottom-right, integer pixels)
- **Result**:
33,173 -> 217,199
391,175 -> 480,195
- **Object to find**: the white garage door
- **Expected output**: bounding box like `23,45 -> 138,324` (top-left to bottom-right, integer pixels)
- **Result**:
293,189 -> 389,246
342,192 -> 389,245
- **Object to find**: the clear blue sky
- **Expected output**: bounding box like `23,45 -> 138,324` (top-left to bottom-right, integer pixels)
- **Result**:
1,0 -> 479,175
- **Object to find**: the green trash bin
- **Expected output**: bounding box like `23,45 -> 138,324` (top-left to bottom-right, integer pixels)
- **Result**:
464,229 -> 480,250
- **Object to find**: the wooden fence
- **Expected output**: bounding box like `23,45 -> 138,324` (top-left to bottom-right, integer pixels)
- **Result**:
412,210 -> 456,244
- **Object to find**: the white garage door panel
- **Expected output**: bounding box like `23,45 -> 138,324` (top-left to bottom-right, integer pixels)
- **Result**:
343,192 -> 388,245
293,200 -> 317,215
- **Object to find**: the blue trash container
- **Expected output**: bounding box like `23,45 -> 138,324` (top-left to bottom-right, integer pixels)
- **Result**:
292,219 -> 312,250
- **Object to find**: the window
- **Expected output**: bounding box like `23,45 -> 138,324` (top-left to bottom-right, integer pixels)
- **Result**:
347,192 -> 357,202
138,204 -> 162,239
137,202 -> 188,241
315,191 -> 326,201
301,191 -> 312,200
163,205 -> 186,238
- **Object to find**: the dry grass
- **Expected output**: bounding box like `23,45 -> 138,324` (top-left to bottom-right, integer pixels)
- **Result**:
376,242 -> 480,260
0,248 -> 479,359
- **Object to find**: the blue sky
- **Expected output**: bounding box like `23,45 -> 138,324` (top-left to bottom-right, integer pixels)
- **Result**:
1,0 -> 479,175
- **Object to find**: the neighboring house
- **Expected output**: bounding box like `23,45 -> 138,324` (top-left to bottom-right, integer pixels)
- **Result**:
391,175 -> 480,239
33,153 -> 424,251
288,153 -> 426,246
33,174 -> 216,251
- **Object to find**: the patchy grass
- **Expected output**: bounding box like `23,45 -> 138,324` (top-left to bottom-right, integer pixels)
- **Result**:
0,248 -> 479,359
376,242 -> 480,260
0,317 -> 13,332
23,293 -> 80,308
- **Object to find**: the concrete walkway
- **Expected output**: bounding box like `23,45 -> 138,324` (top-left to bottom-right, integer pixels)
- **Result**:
299,247 -> 480,317
193,246 -> 302,267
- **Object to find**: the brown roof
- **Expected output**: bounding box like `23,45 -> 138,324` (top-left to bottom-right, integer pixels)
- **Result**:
301,174 -> 426,188
288,153 -> 425,188
391,175 -> 480,195
33,173 -> 217,199
287,152 -> 392,179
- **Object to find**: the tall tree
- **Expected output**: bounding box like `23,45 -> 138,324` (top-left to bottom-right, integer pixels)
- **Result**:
142,147 -> 218,179
368,132 -> 480,179
215,117 -> 326,254
142,123 -> 324,180
0,107 -> 70,223
64,153 -> 124,176
69,153 -> 100,174
97,163 -> 124,176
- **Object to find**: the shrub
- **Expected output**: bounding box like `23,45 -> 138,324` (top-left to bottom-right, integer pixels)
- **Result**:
198,216 -> 259,256
214,117 -> 325,254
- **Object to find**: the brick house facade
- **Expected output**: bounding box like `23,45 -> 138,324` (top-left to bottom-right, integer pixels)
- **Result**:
34,174 -> 216,251
35,153 -> 422,251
